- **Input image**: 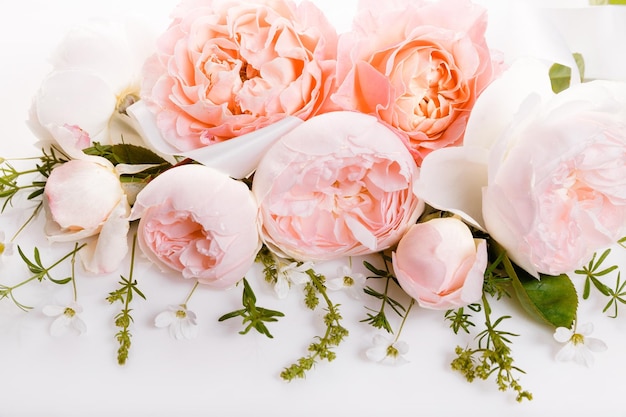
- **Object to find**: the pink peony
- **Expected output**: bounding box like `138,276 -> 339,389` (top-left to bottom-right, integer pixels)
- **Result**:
392,217 -> 487,310
140,0 -> 338,152
483,80 -> 626,276
130,164 -> 260,289
331,0 -> 501,165
252,111 -> 424,261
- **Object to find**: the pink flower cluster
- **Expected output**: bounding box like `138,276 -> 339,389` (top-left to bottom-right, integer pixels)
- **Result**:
36,0 -> 626,314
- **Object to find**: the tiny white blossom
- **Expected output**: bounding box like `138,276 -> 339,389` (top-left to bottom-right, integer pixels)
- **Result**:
366,334 -> 409,366
326,264 -> 366,299
553,322 -> 607,367
42,302 -> 87,336
274,261 -> 313,299
155,305 -> 198,340
0,231 -> 14,259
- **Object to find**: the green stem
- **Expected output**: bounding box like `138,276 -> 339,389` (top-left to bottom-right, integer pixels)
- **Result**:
183,281 -> 200,307
393,298 -> 415,344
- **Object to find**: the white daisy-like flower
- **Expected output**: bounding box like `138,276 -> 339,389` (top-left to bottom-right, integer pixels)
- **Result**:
366,334 -> 409,366
274,261 -> 314,299
326,264 -> 366,299
155,304 -> 198,340
0,231 -> 14,259
553,322 -> 607,367
42,302 -> 87,337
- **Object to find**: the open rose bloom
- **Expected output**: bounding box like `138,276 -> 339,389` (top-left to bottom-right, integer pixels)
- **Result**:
392,217 -> 487,309
252,111 -> 424,261
331,0 -> 501,164
43,125 -> 131,274
140,0 -> 338,152
419,59 -> 626,277
130,164 -> 260,289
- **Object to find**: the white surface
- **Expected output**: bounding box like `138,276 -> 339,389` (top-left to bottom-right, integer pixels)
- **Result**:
1,1 -> 626,416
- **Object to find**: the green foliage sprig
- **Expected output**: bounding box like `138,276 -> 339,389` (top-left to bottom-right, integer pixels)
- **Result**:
451,294 -> 532,403
575,248 -> 624,317
106,235 -> 146,365
361,253 -> 407,334
281,269 -> 348,381
255,244 -> 279,285
0,243 -> 85,311
218,277 -> 285,338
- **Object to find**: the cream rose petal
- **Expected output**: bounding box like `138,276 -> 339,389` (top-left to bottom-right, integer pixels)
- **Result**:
35,70 -> 117,141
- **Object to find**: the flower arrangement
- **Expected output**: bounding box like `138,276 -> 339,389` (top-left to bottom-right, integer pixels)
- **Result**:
2,0 -> 626,407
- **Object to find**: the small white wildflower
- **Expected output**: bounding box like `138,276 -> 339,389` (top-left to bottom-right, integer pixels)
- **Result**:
553,322 -> 607,367
326,264 -> 366,299
0,231 -> 14,258
155,304 -> 198,340
42,302 -> 87,336
274,261 -> 313,299
366,334 -> 409,366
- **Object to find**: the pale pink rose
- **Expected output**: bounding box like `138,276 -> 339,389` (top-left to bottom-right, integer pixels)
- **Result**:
130,164 -> 260,289
331,0 -> 501,165
392,217 -> 487,310
252,111 -> 424,261
483,80 -> 626,277
44,156 -> 131,274
140,0 -> 338,152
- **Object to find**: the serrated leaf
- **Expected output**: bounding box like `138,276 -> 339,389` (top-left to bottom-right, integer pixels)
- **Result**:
510,265 -> 578,329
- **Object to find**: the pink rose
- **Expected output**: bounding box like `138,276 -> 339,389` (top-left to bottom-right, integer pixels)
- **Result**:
392,217 -> 487,310
331,0 -> 501,165
482,80 -> 626,277
140,0 -> 338,152
44,127 -> 131,274
252,111 -> 424,261
130,164 -> 260,289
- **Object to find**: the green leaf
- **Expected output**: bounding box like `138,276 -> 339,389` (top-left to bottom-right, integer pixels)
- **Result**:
573,53 -> 585,81
549,62 -> 572,93
111,144 -> 169,165
510,265 -> 578,329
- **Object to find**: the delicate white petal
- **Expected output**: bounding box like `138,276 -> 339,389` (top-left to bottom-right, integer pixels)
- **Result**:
128,102 -> 303,179
585,337 -> 608,353
49,315 -> 72,337
464,58 -> 554,151
35,70 -> 117,140
154,311 -> 175,328
180,320 -> 199,340
274,275 -> 290,299
394,341 -> 409,355
555,343 -> 576,363
79,198 -> 130,274
71,316 -> 87,335
365,346 -> 387,363
418,146 -> 489,230
574,346 -> 595,367
553,327 -> 574,343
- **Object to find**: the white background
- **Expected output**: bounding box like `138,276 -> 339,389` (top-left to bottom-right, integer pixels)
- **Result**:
1,1 -> 626,416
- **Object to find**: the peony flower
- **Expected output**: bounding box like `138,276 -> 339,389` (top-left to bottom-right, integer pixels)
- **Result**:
392,217 -> 487,310
365,334 -> 409,366
129,164 -> 260,289
42,302 -> 87,337
554,322 -> 607,367
418,58 -> 626,277
252,111 -> 424,261
28,17 -> 158,147
331,0 -> 502,165
43,126 -> 131,274
325,264 -> 366,300
155,304 -> 199,340
139,0 -> 338,153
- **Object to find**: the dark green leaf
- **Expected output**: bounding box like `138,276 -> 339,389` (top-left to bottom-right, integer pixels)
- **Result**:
49,277 -> 72,285
111,144 -> 169,165
511,265 -> 578,328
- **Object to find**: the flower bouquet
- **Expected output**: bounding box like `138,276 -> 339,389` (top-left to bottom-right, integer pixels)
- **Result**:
1,0 -> 626,412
